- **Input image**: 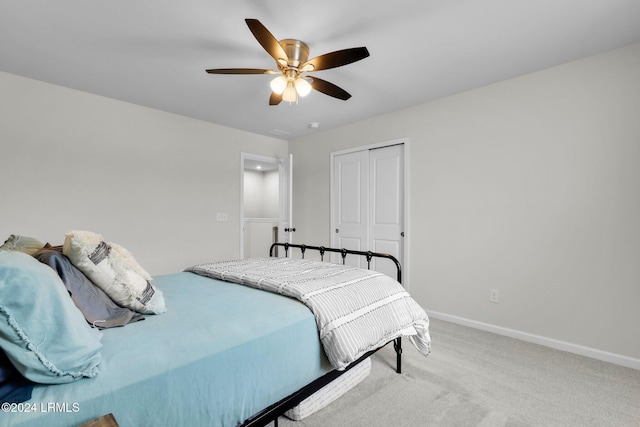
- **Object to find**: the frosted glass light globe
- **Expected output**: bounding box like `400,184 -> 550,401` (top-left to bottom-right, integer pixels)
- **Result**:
294,78 -> 312,97
269,76 -> 287,95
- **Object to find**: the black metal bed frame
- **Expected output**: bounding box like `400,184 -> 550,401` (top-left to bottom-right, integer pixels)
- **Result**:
240,243 -> 404,427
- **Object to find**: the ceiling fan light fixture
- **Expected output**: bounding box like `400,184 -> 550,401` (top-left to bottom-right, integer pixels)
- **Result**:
270,76 -> 288,94
282,83 -> 298,103
206,20 -> 369,106
294,77 -> 312,97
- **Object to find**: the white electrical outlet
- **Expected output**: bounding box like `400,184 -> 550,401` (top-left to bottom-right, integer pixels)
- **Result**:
490,288 -> 500,303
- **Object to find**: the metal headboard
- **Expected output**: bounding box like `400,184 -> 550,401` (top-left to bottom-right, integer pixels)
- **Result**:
269,242 -> 402,284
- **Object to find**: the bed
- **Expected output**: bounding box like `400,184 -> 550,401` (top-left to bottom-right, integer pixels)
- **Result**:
0,234 -> 430,427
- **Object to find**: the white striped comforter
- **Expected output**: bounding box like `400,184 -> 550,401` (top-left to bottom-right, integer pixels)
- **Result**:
186,258 -> 431,370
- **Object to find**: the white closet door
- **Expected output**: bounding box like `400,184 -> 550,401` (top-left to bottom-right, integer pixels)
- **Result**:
369,144 -> 404,279
333,150 -> 369,268
332,144 -> 404,276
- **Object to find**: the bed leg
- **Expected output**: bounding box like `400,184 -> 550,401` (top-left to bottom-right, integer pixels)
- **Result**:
394,337 -> 402,374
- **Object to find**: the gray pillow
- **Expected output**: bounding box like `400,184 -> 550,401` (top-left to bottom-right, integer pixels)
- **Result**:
33,249 -> 143,329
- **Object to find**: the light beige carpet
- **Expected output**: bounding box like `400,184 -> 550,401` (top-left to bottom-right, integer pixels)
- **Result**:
279,318 -> 640,426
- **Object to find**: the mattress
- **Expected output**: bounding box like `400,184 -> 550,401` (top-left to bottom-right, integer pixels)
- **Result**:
285,357 -> 371,420
7,272 -> 332,427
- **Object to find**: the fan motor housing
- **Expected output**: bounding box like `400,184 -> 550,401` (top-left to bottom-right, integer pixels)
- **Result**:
278,39 -> 309,68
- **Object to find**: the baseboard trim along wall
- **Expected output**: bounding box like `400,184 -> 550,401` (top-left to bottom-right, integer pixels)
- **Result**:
426,310 -> 640,371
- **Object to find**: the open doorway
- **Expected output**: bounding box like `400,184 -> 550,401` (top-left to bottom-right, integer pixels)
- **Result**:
240,153 -> 292,258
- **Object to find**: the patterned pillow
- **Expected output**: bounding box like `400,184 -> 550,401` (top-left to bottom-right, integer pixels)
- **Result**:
62,231 -> 166,315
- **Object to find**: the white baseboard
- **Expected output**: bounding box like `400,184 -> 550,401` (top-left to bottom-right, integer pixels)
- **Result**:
426,310 -> 640,371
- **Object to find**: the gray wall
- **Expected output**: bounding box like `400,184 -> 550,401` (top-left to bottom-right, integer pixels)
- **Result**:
289,43 -> 640,362
243,169 -> 279,258
0,71 -> 288,274
243,169 -> 279,219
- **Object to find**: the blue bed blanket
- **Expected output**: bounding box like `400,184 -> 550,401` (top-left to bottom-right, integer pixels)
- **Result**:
7,272 -> 331,427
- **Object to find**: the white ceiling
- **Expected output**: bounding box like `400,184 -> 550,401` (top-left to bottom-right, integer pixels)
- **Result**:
2,1 -> 640,140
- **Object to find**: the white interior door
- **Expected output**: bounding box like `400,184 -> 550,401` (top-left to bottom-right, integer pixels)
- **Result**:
278,154 -> 294,247
369,144 -> 404,278
332,144 -> 404,278
333,150 -> 369,268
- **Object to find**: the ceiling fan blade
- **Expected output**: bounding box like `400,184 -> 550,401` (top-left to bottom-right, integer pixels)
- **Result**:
245,19 -> 289,65
269,92 -> 283,106
308,76 -> 351,100
206,68 -> 278,75
302,47 -> 369,72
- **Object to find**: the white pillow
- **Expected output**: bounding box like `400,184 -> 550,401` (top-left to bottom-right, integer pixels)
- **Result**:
62,231 -> 166,315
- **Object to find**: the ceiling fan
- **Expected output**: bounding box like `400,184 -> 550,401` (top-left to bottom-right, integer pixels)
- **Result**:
206,19 -> 370,105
